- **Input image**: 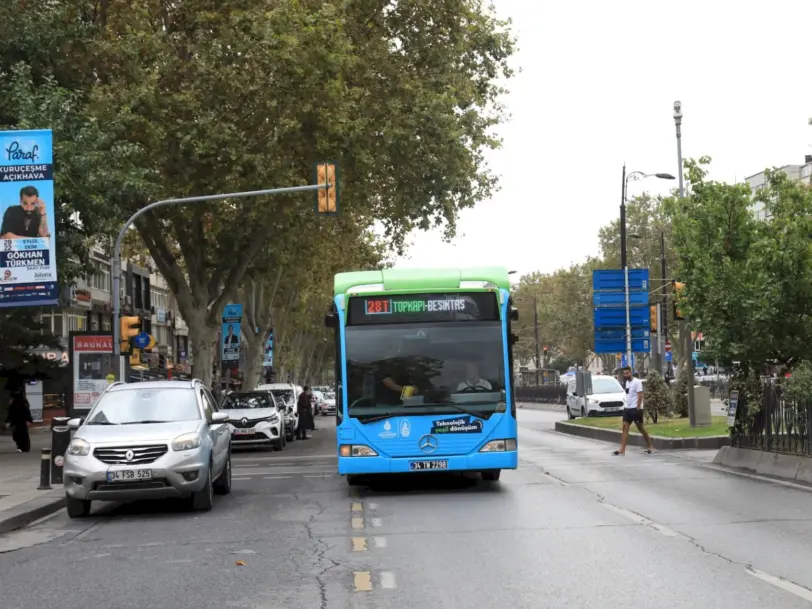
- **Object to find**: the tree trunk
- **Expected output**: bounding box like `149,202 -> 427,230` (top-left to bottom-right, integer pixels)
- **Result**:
190,322 -> 217,387
242,330 -> 268,389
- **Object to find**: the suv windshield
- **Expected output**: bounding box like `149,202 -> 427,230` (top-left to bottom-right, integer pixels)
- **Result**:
592,378 -> 623,394
221,392 -> 276,410
87,387 -> 201,425
345,321 -> 506,419
270,389 -> 294,406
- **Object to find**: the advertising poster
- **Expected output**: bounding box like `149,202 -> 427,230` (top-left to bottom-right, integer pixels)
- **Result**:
70,333 -> 119,414
0,129 -> 58,307
221,303 -> 243,362
263,331 -> 274,367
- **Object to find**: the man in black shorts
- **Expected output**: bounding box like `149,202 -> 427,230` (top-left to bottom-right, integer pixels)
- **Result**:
613,366 -> 655,455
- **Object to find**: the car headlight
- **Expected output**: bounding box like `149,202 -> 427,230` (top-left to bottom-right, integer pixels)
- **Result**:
588,398 -> 600,405
67,438 -> 91,456
264,414 -> 279,423
479,439 -> 518,452
172,433 -> 202,451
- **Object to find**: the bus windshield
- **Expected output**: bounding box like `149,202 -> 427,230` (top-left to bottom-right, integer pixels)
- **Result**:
345,321 -> 506,420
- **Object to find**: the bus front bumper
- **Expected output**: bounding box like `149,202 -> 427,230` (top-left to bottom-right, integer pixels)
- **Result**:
338,451 -> 518,475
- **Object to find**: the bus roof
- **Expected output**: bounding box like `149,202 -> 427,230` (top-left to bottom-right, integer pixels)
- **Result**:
334,267 -> 511,296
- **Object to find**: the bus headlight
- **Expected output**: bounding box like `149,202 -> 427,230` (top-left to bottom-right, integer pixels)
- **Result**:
479,439 -> 517,452
340,444 -> 378,457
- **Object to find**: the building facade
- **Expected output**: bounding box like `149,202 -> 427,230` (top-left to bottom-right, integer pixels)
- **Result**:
745,155 -> 812,220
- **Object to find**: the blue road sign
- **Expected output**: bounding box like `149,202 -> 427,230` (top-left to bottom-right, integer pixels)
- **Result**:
596,328 -> 650,340
593,291 -> 650,307
594,339 -> 651,354
594,306 -> 650,329
592,269 -> 649,292
665,350 -> 672,362
621,353 -> 635,368
133,332 -> 150,349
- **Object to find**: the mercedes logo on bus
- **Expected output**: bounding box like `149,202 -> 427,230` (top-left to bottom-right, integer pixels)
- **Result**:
418,434 -> 438,454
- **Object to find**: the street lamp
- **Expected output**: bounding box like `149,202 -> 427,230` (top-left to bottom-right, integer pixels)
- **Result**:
619,167 -> 675,368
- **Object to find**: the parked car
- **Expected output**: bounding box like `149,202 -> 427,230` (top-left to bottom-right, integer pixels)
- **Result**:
220,391 -> 286,450
321,394 -> 336,416
311,390 -> 325,415
566,375 -> 626,418
63,379 -> 232,518
256,382 -> 300,442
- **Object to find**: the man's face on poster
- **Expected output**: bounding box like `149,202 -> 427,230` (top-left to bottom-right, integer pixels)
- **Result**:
228,325 -> 234,336
20,193 -> 38,217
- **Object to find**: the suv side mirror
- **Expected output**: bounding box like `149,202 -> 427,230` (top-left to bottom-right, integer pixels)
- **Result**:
67,417 -> 84,430
211,412 -> 229,424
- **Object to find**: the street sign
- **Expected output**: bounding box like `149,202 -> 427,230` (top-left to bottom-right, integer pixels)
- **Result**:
594,339 -> 651,354
621,353 -> 635,368
592,269 -> 649,292
592,291 -> 650,307
664,340 -> 671,352
133,332 -> 151,349
594,306 -> 650,329
596,328 -> 650,340
665,350 -> 672,362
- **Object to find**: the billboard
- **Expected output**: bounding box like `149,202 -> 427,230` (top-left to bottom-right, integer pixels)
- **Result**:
69,333 -> 121,415
263,331 -> 274,367
221,303 -> 243,362
0,129 -> 58,307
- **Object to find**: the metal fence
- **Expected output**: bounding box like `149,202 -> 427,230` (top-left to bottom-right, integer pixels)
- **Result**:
732,384 -> 812,457
514,383 -> 568,405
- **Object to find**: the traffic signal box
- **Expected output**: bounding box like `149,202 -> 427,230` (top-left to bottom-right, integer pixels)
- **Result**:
672,281 -> 686,320
119,316 -> 141,354
314,161 -> 339,215
650,305 -> 658,332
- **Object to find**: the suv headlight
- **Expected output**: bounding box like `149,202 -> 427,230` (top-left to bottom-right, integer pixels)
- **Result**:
263,414 -> 279,423
588,398 -> 600,405
172,433 -> 202,451
67,438 -> 91,456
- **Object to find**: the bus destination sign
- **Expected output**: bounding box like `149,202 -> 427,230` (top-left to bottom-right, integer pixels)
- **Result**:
348,292 -> 498,325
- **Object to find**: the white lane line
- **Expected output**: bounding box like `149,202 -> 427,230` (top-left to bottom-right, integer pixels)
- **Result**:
370,518 -> 383,527
263,476 -> 293,479
234,464 -> 259,468
600,502 -> 681,537
232,478 -> 252,481
232,454 -> 336,461
304,474 -> 334,478
373,536 -> 387,548
747,567 -> 812,602
380,572 -> 397,589
367,502 -> 379,510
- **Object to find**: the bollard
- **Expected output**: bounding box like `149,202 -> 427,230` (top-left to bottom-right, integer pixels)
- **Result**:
50,416 -> 72,485
37,447 -> 52,490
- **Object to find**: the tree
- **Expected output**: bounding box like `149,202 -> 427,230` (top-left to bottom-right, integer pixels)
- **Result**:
644,370 -> 673,423
78,0 -> 515,385
666,159 -> 812,371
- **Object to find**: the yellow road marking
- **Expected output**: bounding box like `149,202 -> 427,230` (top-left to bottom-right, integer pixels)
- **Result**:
352,537 -> 367,552
354,571 -> 372,591
351,517 -> 364,529
351,502 -> 363,512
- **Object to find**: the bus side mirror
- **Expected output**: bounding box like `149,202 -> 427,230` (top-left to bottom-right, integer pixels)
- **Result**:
325,313 -> 337,328
509,333 -> 519,345
510,307 -> 519,321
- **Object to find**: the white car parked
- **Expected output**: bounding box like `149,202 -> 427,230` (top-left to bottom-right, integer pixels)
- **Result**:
220,391 -> 286,450
566,375 -> 627,418
256,383 -> 301,442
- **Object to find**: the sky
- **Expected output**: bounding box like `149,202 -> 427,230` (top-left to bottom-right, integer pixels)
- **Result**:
393,0 -> 812,280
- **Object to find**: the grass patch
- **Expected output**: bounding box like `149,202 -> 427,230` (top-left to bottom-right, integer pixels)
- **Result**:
568,415 -> 730,438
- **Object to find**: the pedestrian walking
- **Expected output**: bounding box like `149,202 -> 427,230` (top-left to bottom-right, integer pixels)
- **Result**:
613,366 -> 655,455
296,386 -> 314,440
5,388 -> 33,452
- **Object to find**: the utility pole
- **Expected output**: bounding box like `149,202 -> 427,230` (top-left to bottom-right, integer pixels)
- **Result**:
620,164 -> 632,368
533,297 -> 541,386
673,100 -> 696,426
659,232 -> 668,376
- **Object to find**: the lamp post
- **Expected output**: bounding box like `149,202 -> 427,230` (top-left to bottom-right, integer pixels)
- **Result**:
620,168 -> 675,369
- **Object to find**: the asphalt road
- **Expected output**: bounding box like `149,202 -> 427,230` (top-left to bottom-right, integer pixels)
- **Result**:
1,410 -> 812,608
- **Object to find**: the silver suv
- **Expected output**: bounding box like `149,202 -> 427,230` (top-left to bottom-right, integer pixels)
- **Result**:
63,379 -> 232,518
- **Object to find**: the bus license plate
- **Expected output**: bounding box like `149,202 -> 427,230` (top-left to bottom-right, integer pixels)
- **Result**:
409,460 -> 448,471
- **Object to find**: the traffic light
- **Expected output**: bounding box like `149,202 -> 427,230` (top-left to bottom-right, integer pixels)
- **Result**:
130,348 -> 141,366
672,281 -> 686,320
314,161 -> 339,215
119,315 -> 141,354
650,305 -> 658,332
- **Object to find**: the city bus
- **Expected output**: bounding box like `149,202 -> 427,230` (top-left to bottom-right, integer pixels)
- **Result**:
325,267 -> 519,484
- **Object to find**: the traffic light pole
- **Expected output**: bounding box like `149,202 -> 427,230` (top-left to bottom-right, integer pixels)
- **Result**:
112,183 -> 330,357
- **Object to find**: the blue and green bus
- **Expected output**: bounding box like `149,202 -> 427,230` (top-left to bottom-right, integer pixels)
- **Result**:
325,267 -> 519,484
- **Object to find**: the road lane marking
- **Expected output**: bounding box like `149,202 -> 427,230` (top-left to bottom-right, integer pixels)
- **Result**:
352,537 -> 367,552
233,454 -> 336,461
380,572 -> 397,589
232,478 -> 252,481
303,474 -> 333,478
373,536 -> 387,548
351,517 -> 364,529
747,567 -> 812,602
370,517 -> 383,527
368,502 -> 379,510
351,502 -> 363,512
600,502 -> 681,537
263,476 -> 292,479
354,571 -> 372,591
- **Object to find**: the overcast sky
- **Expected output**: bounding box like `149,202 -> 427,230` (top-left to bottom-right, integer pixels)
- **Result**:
393,0 -> 812,279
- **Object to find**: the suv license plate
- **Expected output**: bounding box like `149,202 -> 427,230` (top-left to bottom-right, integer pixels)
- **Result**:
107,469 -> 152,482
234,429 -> 254,435
409,461 -> 448,471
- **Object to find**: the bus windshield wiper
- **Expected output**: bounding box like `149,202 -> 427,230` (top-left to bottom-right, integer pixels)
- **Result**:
355,413 -> 399,424
406,402 -> 490,420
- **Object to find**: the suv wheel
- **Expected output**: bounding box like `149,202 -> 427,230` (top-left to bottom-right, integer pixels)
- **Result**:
191,465 -> 214,511
213,454 -> 232,495
66,496 -> 91,518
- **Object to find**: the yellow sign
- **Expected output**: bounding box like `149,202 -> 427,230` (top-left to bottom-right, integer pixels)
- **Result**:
105,373 -> 116,384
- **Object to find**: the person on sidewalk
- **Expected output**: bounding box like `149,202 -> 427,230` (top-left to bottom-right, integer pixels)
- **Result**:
296,386 -> 314,440
613,366 -> 655,456
5,389 -> 33,452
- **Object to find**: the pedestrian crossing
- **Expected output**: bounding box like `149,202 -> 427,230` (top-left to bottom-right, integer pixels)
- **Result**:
230,453 -> 337,481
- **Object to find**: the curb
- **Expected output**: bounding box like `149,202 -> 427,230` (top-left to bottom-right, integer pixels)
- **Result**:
713,446 -> 812,484
554,421 -> 732,450
0,495 -> 65,535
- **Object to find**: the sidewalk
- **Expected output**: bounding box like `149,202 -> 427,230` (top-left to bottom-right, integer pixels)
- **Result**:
0,428 -> 64,535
